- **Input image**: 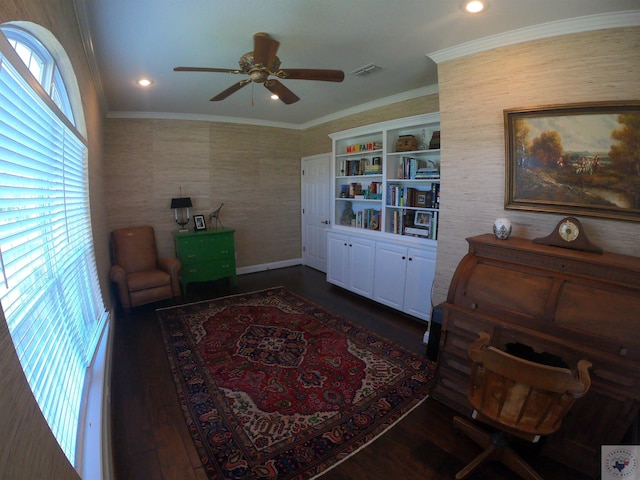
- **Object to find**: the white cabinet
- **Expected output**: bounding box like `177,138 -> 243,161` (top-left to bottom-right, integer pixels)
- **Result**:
373,242 -> 436,321
326,231 -> 375,298
402,247 -> 436,320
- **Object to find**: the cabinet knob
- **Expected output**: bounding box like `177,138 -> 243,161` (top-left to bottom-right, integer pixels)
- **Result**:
470,302 -> 478,310
402,256 -> 406,260
620,347 -> 628,356
321,220 -> 330,224
408,257 -> 413,261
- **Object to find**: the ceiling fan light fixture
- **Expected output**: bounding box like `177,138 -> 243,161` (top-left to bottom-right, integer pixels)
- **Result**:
270,94 -> 279,100
137,78 -> 153,87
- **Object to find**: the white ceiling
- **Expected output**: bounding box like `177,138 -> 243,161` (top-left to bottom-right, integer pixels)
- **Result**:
76,0 -> 640,127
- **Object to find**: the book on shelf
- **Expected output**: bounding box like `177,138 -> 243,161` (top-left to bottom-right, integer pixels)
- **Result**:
429,131 -> 441,150
364,164 -> 381,175
430,183 -> 440,208
353,208 -> 380,230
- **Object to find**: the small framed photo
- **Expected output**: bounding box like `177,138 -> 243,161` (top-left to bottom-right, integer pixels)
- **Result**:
414,210 -> 432,227
415,192 -> 428,208
193,214 -> 206,231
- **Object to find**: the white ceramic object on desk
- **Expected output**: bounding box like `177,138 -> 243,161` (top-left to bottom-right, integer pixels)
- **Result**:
493,218 -> 512,239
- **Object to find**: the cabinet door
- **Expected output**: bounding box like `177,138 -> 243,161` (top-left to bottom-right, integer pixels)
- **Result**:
403,248 -> 435,321
373,242 -> 407,310
347,236 -> 375,298
326,232 -> 349,288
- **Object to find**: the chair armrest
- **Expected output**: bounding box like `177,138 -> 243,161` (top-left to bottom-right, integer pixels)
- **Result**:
158,257 -> 182,297
573,360 -> 592,397
110,265 -> 131,309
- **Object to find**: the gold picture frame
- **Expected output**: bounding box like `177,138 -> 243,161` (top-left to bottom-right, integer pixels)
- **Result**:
504,101 -> 640,221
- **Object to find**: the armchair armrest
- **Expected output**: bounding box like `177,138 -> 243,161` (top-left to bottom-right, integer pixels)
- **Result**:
158,257 -> 182,297
110,264 -> 131,308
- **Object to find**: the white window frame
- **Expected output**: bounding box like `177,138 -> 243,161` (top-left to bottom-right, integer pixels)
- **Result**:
0,23 -> 109,477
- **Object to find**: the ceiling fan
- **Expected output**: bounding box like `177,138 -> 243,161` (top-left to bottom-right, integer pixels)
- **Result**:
174,32 -> 345,105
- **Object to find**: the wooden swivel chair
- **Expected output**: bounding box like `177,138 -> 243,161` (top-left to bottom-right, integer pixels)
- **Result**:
109,226 -> 181,311
454,332 -> 591,480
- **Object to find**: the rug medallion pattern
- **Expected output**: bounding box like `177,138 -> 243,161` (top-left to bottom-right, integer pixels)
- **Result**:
158,287 -> 435,479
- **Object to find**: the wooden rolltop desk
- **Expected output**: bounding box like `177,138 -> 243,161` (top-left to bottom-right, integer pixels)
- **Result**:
433,234 -> 640,478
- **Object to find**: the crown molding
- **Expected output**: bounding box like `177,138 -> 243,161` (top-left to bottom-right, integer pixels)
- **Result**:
106,111 -> 302,130
427,10 -> 640,64
108,84 -> 440,130
300,84 -> 439,129
72,0 -> 109,115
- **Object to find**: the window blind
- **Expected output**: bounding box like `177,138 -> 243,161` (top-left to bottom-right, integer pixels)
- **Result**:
0,47 -> 106,464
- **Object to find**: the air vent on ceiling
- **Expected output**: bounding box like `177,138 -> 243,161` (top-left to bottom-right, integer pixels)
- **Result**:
350,63 -> 381,77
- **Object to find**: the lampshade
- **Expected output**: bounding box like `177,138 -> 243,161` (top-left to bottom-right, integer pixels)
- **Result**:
170,197 -> 192,209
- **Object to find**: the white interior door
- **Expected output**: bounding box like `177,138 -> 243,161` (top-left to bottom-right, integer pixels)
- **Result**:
301,153 -> 331,272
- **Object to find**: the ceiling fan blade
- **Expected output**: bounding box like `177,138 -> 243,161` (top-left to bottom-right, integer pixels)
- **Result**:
210,80 -> 250,101
277,68 -> 345,82
264,79 -> 300,105
174,66 -> 240,74
253,32 -> 279,68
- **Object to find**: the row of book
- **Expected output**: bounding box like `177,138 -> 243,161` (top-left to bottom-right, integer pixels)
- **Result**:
355,209 -> 380,230
391,157 -> 440,180
340,181 -> 383,199
338,158 -> 382,177
387,183 -> 440,208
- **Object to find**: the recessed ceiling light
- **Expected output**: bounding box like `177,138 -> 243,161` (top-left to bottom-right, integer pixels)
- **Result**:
137,78 -> 153,87
464,1 -> 487,13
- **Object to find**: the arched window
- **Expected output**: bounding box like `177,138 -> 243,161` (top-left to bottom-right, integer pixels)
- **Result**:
0,23 -> 106,466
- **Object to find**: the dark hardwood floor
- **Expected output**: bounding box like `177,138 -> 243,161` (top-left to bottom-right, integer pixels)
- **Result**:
110,265 -> 590,480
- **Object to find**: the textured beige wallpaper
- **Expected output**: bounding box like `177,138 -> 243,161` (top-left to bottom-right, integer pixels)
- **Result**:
105,119 -> 303,268
434,26 -> 640,304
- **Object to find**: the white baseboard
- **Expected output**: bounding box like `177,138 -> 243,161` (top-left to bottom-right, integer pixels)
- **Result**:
236,258 -> 302,275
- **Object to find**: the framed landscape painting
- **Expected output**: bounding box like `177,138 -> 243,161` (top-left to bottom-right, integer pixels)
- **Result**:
504,101 -> 640,222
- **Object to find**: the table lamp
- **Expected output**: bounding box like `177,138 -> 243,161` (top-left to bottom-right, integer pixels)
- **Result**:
170,196 -> 192,231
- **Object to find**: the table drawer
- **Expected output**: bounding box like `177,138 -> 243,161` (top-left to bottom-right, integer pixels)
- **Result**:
177,234 -> 234,262
182,259 -> 236,283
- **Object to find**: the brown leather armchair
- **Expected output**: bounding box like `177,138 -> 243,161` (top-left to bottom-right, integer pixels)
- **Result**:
109,226 -> 181,310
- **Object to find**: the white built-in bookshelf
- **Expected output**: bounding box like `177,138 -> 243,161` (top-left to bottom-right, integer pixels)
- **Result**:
327,113 -> 440,322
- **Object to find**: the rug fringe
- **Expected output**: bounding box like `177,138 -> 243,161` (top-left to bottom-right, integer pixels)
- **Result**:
309,394 -> 432,479
155,286 -> 286,312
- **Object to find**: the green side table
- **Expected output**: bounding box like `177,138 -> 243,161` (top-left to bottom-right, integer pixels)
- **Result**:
174,228 -> 236,296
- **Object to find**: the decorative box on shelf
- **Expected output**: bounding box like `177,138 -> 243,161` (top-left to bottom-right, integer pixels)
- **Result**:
395,135 -> 418,152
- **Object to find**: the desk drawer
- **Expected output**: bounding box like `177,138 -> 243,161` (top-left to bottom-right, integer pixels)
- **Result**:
177,233 -> 234,263
181,247 -> 234,265
182,259 -> 236,283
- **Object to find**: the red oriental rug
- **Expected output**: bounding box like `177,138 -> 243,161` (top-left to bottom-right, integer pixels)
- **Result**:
158,287 -> 435,479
